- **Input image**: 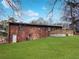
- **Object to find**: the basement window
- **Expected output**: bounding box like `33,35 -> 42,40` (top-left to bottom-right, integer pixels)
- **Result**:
48,28 -> 51,31
38,28 -> 41,30
19,25 -> 24,31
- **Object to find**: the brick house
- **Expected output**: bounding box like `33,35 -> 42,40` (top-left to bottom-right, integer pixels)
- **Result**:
8,22 -> 62,43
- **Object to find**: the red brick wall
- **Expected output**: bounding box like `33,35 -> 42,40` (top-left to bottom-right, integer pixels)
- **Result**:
8,25 -> 49,43
8,25 -> 19,43
29,27 -> 49,40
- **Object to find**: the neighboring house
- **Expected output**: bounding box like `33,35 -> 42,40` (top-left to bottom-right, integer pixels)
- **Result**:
50,28 -> 73,36
0,23 -> 7,35
8,22 -> 62,43
0,24 -> 7,44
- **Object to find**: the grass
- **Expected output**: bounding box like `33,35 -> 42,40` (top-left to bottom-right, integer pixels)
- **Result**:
0,36 -> 79,59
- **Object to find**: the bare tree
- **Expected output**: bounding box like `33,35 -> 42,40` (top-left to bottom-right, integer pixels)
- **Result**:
48,0 -> 79,33
31,17 -> 48,25
64,0 -> 79,33
5,0 -> 22,20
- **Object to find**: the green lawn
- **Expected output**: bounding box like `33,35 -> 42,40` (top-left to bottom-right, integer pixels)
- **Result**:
0,36 -> 79,59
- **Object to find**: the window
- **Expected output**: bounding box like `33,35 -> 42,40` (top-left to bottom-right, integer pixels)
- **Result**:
19,25 -> 24,31
38,28 -> 41,30
48,27 -> 52,31
48,28 -> 51,31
